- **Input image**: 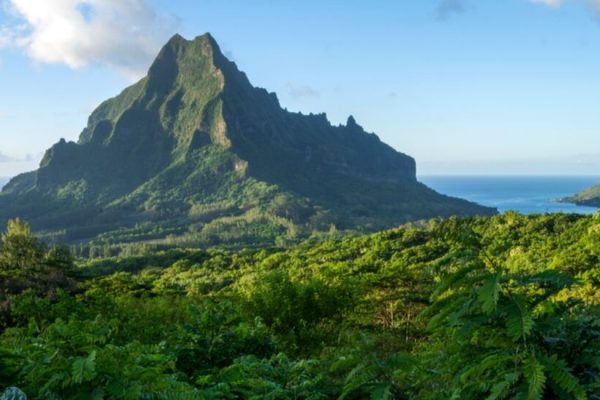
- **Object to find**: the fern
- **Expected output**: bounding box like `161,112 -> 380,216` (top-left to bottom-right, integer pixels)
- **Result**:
369,383 -> 392,400
70,351 -> 97,384
459,354 -> 514,384
430,262 -> 481,300
478,273 -> 501,314
425,293 -> 467,331
523,357 -> 546,400
339,364 -> 376,400
520,270 -> 575,290
506,297 -> 534,343
486,373 -> 520,400
422,232 -> 596,400
541,355 -> 586,400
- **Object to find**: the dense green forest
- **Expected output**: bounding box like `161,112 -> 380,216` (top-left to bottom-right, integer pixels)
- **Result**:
1,212 -> 599,399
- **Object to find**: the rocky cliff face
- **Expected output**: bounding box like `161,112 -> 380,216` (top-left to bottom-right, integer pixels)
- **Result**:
0,33 -> 495,246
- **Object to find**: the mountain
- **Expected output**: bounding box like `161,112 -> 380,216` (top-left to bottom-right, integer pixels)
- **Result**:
562,184 -> 600,207
0,33 -> 495,248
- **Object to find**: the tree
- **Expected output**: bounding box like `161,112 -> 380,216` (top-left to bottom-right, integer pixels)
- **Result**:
0,219 -> 75,329
0,219 -> 44,272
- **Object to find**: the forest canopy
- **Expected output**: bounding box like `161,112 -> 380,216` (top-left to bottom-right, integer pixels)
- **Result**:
0,212 -> 599,399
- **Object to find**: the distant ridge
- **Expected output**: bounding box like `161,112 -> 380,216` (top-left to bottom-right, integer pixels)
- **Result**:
0,33 -> 495,247
562,184 -> 600,207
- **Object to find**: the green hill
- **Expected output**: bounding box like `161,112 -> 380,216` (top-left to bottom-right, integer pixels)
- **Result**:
563,183 -> 600,207
0,33 -> 494,247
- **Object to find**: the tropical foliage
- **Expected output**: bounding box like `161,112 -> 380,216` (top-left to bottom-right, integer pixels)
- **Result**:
1,212 -> 599,399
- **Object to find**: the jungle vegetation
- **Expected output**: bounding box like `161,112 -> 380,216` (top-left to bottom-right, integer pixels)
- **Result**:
1,211 -> 599,399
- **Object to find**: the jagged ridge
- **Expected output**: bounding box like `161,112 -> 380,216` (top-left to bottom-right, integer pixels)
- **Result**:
0,33 -> 495,246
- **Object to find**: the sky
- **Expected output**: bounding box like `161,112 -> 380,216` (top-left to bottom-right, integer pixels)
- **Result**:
1,0 -> 600,178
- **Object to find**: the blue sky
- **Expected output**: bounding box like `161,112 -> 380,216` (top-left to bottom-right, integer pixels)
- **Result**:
2,0 -> 600,177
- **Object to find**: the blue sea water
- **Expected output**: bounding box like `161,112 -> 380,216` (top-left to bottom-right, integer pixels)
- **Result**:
420,175 -> 600,215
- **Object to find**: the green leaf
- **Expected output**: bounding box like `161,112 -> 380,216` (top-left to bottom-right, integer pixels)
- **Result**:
523,357 -> 546,400
478,274 -> 501,314
506,297 -> 534,342
460,354 -> 514,383
486,372 -> 520,400
370,383 -> 392,400
541,355 -> 586,400
430,263 -> 481,301
71,350 -> 97,384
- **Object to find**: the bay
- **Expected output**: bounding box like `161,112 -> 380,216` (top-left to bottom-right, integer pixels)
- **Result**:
420,175 -> 600,214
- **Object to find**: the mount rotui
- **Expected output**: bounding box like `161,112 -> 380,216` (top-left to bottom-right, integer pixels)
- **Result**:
0,33 -> 495,247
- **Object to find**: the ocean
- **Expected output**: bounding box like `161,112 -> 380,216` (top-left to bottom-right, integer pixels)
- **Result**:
420,175 -> 600,215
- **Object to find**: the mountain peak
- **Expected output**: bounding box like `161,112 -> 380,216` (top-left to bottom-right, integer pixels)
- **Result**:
165,33 -> 185,45
151,32 -> 223,71
0,33 -> 495,246
164,32 -> 217,45
346,115 -> 358,127
198,32 -> 219,48
160,32 -> 223,59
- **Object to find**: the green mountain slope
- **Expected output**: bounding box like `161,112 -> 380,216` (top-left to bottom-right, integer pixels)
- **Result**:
0,33 -> 495,246
563,183 -> 600,207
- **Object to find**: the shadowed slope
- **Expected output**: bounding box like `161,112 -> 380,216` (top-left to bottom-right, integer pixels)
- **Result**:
0,33 -> 495,246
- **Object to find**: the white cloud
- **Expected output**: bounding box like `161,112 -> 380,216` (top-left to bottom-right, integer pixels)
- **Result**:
0,151 -> 43,178
0,0 -> 179,78
529,0 -> 600,12
529,0 -> 565,7
0,152 -> 17,163
0,151 -> 38,163
0,27 -> 14,48
433,0 -> 600,16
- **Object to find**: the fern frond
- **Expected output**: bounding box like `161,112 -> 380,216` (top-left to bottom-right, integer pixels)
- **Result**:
339,363 -> 377,400
541,355 -> 586,400
430,263 -> 481,301
425,294 -> 466,331
486,372 -> 520,400
506,296 -> 534,342
524,357 -> 546,400
519,270 -> 575,290
459,354 -> 514,384
369,383 -> 393,400
478,273 -> 501,314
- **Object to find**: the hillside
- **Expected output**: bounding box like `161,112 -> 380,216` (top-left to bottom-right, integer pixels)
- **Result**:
1,213 -> 599,398
563,183 -> 600,207
0,33 -> 494,247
